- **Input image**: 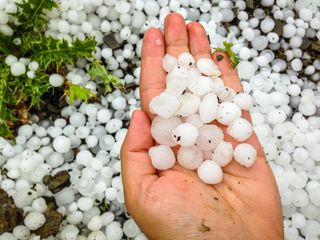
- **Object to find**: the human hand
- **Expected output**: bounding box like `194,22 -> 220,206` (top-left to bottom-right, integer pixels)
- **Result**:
121,13 -> 284,240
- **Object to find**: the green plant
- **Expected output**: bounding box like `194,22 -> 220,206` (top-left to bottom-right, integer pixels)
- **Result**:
0,0 -> 121,139
215,41 -> 240,68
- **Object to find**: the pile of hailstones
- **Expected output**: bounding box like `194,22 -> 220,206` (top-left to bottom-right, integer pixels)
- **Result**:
148,52 -> 256,184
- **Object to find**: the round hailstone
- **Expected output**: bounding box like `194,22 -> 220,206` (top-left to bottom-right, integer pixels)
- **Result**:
11,61 -> 26,76
148,145 -> 175,170
69,112 -> 86,127
211,141 -> 233,166
163,54 -> 178,72
24,212 -> 46,230
172,123 -> 199,147
185,114 -> 204,128
199,93 -> 219,123
61,225 -> 79,240
151,116 -> 182,146
187,76 -> 214,96
177,52 -> 195,68
88,231 -> 107,240
196,58 -> 221,77
216,102 -> 242,125
217,86 -> 237,102
175,93 -> 201,117
233,143 -> 257,167
196,125 -> 224,151
105,222 -> 123,240
227,118 -> 253,142
97,109 -> 112,123
53,136 -> 71,153
197,160 -> 223,184
166,65 -> 188,80
13,226 -> 30,239
177,146 -> 203,170
123,219 -> 140,238
232,93 -> 253,110
165,76 -> 188,96
149,92 -> 179,119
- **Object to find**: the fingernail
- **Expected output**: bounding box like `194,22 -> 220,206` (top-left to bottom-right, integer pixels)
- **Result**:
217,54 -> 224,61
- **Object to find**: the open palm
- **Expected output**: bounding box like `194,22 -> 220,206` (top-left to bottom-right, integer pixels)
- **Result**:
121,13 -> 284,240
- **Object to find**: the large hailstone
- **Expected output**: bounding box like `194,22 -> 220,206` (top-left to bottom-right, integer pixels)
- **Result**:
233,143 -> 257,167
197,160 -> 223,184
232,93 -> 253,110
196,58 -> 221,77
227,118 -> 253,142
199,93 -> 219,123
178,52 -> 195,68
185,114 -> 204,128
166,77 -> 188,96
151,116 -> 182,146
172,123 -> 199,146
163,54 -> 178,72
216,102 -> 242,125
188,76 -> 214,96
149,92 -> 179,119
166,65 -> 188,80
211,141 -> 233,166
196,125 -> 224,151
217,86 -> 237,102
176,93 -> 201,117
149,145 -> 176,170
177,146 -> 203,170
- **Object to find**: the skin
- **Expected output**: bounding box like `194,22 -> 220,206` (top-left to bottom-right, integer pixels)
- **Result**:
121,13 -> 284,240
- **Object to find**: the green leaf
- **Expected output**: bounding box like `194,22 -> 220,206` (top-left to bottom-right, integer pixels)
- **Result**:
0,123 -> 14,139
214,41 -> 240,68
65,84 -> 96,104
0,34 -> 13,55
89,60 -> 121,93
30,36 -> 96,68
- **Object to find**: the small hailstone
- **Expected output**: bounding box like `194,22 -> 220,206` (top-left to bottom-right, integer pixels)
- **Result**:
69,112 -> 86,127
175,93 -> 201,117
232,93 -> 253,110
197,160 -> 223,184
196,125 -> 224,151
217,86 -> 236,102
105,222 -> 123,240
32,198 -> 47,213
196,58 -> 221,77
53,136 -> 71,153
11,61 -> 26,76
13,225 -> 30,239
233,143 -> 257,167
151,116 -> 182,146
106,119 -> 123,134
105,187 -> 118,201
199,93 -> 219,123
24,212 -> 46,230
149,92 -> 179,119
178,52 -> 195,68
211,141 -> 234,166
148,145 -> 176,170
216,102 -> 242,125
227,118 -> 253,142
49,74 -> 64,87
97,109 -> 112,123
5,55 -> 18,66
60,225 -> 79,240
88,231 -> 106,240
123,219 -> 140,238
185,114 -> 204,128
165,77 -> 188,96
88,216 -> 102,231
188,76 -> 214,95
77,197 -> 93,211
143,0 -> 160,16
177,146 -> 203,170
172,123 -> 199,146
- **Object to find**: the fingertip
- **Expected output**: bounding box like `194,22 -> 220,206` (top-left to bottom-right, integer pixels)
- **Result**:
187,22 -> 211,60
142,27 -> 165,57
164,12 -> 185,26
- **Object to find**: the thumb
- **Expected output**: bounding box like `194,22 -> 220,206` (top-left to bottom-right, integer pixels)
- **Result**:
120,110 -> 157,201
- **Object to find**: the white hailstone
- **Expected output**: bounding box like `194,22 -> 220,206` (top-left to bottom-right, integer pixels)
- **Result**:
299,8 -> 313,22
115,1 -> 131,13
24,212 -> 46,230
177,146 -> 203,170
123,219 -> 140,238
105,187 -> 118,201
291,58 -> 303,72
196,58 -> 221,77
197,160 -> 223,184
148,145 -> 176,170
0,233 -> 16,240
88,216 -> 102,231
49,74 -> 64,87
188,76 -> 214,96
196,125 -> 224,151
242,27 -> 255,41
106,119 -> 123,134
53,136 -> 71,153
5,55 -> 18,66
67,211 -> 83,225
251,35 -> 268,51
88,231 -> 106,240
165,76 -> 188,96
85,135 -> 98,148
151,116 -> 182,146
46,152 -> 63,168
232,93 -> 253,110
60,225 -> 79,240
185,114 -> 203,128
105,222 -> 123,240
175,93 -> 201,117
267,109 -> 287,125
144,0 -> 160,16
75,126 -> 90,139
77,197 -> 93,211
217,86 -> 236,102
283,24 -> 296,38
11,61 -> 26,76
211,141 -> 234,166
178,52 -> 195,68
32,198 -> 47,213
58,20 -> 70,33
13,225 -> 30,239
233,143 -> 257,167
70,112 -> 86,127
199,93 -> 219,123
149,92 -> 179,119
291,213 -> 306,229
309,186 -> 320,206
260,16 -> 275,33
239,47 -> 251,60
216,102 -> 242,125
97,109 -> 112,123
227,118 -> 253,142
166,65 -> 188,80
172,123 -> 199,146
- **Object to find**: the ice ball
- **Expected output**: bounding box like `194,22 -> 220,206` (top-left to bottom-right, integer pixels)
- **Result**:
196,58 -> 221,77
151,116 -> 182,146
199,93 -> 219,123
233,143 -> 257,167
149,92 -> 179,119
177,145 -> 203,170
149,145 -> 176,170
162,54 -> 178,72
217,102 -> 242,125
211,141 -> 233,166
172,123 -> 199,146
175,93 -> 201,117
196,125 -> 224,151
197,160 -> 223,184
227,118 -> 253,142
188,76 -> 215,96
